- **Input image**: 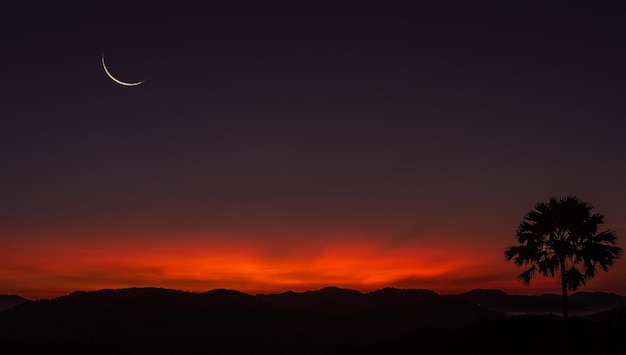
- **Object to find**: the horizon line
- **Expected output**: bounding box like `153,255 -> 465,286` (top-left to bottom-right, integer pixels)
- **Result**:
5,285 -> 625,301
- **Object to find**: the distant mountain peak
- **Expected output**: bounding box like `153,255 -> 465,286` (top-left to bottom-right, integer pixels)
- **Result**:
319,286 -> 362,294
0,294 -> 31,312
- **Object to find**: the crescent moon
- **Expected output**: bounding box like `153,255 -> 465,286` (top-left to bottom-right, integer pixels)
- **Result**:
101,54 -> 145,87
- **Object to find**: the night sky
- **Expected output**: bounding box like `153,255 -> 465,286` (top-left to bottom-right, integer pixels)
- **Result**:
1,1 -> 625,300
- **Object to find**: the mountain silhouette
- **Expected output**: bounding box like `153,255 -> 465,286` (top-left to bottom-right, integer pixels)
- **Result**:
0,295 -> 30,312
1,287 -> 624,354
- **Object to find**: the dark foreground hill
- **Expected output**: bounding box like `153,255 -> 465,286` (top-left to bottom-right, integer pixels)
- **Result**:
449,289 -> 626,315
1,287 -> 624,354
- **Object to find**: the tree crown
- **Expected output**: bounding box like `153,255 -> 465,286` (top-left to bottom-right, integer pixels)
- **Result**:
505,196 -> 622,291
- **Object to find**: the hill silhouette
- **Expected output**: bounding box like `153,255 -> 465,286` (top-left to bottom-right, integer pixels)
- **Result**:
0,295 -> 30,312
1,287 -> 624,354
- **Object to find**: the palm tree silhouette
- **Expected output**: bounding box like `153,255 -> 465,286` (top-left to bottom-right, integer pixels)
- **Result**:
505,196 -> 622,352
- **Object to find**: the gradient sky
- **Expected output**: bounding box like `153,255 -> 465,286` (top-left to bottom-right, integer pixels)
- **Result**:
1,1 -> 625,300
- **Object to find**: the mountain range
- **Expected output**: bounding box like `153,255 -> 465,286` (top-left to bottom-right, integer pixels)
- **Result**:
3,286 -> 623,315
1,287 -> 624,354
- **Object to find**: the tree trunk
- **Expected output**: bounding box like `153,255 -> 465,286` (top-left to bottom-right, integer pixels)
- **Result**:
560,262 -> 569,320
560,261 -> 568,354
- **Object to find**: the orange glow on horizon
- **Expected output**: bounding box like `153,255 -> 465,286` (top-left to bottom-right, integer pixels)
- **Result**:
2,229 -> 624,300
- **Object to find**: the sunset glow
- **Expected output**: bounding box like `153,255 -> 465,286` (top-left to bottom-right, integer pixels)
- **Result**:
3,226 -> 624,300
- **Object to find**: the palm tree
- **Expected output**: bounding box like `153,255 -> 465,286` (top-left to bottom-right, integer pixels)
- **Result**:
505,197 -> 622,319
505,197 -> 622,352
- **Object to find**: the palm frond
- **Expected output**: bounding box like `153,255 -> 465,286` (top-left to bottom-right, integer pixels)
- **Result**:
566,267 -> 586,291
517,266 -> 536,286
505,245 -> 539,265
583,260 -> 597,279
537,255 -> 559,277
579,242 -> 623,272
593,230 -> 618,244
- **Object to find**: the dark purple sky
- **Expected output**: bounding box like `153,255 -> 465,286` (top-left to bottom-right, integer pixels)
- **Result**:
1,1 -> 625,299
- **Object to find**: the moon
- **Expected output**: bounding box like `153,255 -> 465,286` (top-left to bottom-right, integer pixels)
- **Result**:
101,54 -> 145,87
